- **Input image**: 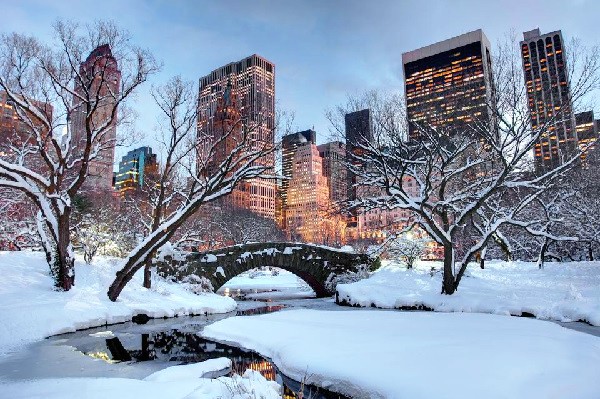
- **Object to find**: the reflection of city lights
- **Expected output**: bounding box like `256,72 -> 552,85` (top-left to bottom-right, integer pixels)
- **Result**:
87,351 -> 117,363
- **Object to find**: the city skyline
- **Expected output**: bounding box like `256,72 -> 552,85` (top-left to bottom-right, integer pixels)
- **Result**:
2,1 -> 599,168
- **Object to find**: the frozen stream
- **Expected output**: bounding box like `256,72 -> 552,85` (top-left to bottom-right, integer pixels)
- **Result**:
0,298 -> 349,398
0,294 -> 597,398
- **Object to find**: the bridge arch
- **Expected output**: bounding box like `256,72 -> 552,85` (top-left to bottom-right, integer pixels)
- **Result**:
155,242 -> 377,297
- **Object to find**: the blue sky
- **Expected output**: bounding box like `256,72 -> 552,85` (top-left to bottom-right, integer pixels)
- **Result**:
2,0 -> 599,166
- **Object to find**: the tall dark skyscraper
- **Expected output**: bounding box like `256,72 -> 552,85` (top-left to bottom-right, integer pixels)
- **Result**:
403,29 -> 495,141
345,109 -> 372,227
198,54 -> 276,219
520,28 -> 577,171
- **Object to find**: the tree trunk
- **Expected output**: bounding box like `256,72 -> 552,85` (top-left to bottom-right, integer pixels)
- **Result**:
441,244 -> 456,295
589,242 -> 594,261
108,227 -> 175,302
537,239 -> 548,270
479,247 -> 487,269
143,256 -> 152,289
54,213 -> 75,291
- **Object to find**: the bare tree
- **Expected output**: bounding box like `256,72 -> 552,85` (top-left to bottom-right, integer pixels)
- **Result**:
387,232 -> 427,269
71,191 -> 135,264
106,77 -> 277,301
341,39 -> 600,294
0,21 -> 157,290
0,189 -> 39,250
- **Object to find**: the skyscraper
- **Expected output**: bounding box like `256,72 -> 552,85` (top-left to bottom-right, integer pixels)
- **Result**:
317,141 -> 347,203
281,129 -> 316,227
403,29 -> 495,140
345,109 -> 372,228
575,111 -> 597,164
71,44 -> 121,192
198,54 -> 276,219
114,146 -> 158,196
285,141 -> 330,242
520,28 -> 576,171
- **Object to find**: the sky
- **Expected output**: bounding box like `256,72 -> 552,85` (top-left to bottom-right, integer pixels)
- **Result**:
2,0 -> 599,168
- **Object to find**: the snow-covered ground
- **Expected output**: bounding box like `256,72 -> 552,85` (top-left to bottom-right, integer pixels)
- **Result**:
0,251 -> 235,357
219,267 -> 315,299
203,309 -> 600,399
1,357 -> 282,399
337,260 -> 600,325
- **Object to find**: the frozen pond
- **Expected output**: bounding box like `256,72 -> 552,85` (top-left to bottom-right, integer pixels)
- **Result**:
0,300 -> 346,399
0,293 -> 597,398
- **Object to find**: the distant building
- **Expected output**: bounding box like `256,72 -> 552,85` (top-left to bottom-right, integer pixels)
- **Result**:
345,109 -> 372,228
280,129 -> 316,228
403,29 -> 495,140
198,54 -> 275,219
356,174 -> 417,241
114,146 -> 157,196
317,141 -> 347,204
285,142 -> 330,243
575,111 -> 598,164
71,44 -> 121,192
520,28 -> 576,172
0,90 -> 52,169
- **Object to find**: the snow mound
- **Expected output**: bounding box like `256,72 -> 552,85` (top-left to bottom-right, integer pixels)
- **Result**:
0,251 -> 236,357
202,309 -> 600,399
337,260 -> 600,325
1,359 -> 281,399
144,357 -> 231,382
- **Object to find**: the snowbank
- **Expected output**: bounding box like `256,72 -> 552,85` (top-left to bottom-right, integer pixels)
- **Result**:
337,260 -> 600,325
1,357 -> 282,399
202,309 -> 600,399
0,251 -> 236,357
219,268 -> 314,293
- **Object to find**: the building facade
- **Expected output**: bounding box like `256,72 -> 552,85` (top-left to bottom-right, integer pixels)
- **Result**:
317,141 -> 347,204
345,109 -> 372,229
520,28 -> 577,172
114,146 -> 158,196
575,111 -> 598,165
0,91 -> 52,168
285,142 -> 330,243
71,44 -> 121,192
281,129 -> 316,228
198,54 -> 276,219
403,29 -> 495,141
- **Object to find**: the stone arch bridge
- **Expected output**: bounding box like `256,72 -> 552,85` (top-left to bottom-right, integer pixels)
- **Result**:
155,242 -> 378,297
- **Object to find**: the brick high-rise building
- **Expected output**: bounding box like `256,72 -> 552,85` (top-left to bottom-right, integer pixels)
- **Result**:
198,54 -> 276,219
0,91 -> 52,168
71,44 -> 121,192
403,29 -> 495,141
520,28 -> 576,172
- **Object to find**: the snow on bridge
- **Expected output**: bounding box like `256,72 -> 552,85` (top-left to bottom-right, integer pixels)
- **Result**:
155,242 -> 378,297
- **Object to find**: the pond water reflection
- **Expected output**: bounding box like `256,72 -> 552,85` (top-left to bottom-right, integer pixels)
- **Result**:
56,305 -> 347,399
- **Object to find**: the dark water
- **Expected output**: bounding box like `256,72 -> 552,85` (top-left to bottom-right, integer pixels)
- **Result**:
51,305 -> 347,399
